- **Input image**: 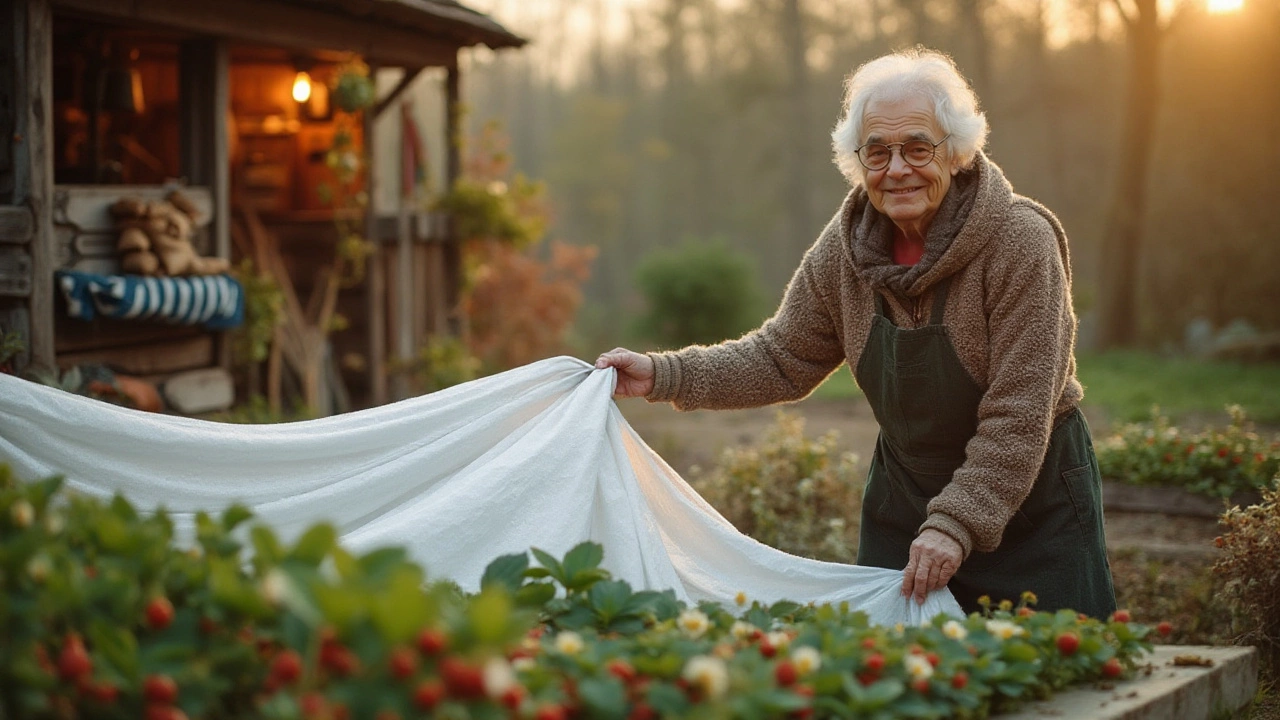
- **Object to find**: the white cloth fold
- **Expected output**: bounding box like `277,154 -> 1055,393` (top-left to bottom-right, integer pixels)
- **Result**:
0,356 -> 961,624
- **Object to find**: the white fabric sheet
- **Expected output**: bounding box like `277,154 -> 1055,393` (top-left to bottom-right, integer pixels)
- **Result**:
0,356 -> 961,625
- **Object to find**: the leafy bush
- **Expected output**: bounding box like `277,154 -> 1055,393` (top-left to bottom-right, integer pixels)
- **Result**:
1213,480 -> 1280,680
1095,405 -> 1280,498
1109,550 -> 1234,648
634,240 -> 763,348
411,336 -> 481,394
689,412 -> 862,563
1,464 -> 1160,720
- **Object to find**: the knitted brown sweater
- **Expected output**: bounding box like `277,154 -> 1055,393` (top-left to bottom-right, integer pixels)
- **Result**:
645,153 -> 1083,559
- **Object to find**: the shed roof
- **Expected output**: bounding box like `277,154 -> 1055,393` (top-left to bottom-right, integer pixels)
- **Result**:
295,0 -> 526,50
53,0 -> 525,67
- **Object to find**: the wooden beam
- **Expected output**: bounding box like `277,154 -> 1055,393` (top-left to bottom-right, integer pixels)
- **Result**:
12,0 -> 55,369
373,67 -> 424,119
53,0 -> 459,68
0,206 -> 34,244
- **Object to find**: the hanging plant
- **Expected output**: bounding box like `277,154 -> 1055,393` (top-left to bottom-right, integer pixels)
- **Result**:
331,59 -> 376,113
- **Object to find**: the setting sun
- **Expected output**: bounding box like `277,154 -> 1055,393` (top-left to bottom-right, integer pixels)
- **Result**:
1207,0 -> 1245,12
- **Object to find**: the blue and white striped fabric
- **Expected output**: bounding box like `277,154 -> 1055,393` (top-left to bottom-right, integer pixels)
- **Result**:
56,270 -> 244,329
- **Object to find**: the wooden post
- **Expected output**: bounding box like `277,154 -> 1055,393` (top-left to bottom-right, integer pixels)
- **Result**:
443,60 -> 462,337
363,64 -> 388,406
11,0 -> 55,370
180,37 -> 232,367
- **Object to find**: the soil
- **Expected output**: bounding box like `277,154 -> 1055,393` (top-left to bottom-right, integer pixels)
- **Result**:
616,395 -> 1222,558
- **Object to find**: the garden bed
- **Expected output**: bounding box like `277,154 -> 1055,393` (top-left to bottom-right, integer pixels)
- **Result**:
1102,480 -> 1261,519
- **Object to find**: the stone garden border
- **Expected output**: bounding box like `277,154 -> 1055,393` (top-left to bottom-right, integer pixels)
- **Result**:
1003,645 -> 1258,720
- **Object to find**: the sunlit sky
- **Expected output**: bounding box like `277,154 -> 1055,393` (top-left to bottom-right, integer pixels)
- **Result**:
465,0 -> 1245,85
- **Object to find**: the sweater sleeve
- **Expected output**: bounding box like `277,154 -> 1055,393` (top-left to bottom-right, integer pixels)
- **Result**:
645,242 -> 847,411
920,211 -> 1076,556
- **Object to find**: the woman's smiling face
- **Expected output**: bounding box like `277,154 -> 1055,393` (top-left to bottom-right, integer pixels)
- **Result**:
860,95 -> 957,237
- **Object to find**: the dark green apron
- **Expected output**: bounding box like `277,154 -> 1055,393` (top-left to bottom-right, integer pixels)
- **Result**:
853,277 -> 1116,618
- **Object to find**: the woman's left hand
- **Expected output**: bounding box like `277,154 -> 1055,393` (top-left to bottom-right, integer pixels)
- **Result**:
902,529 -> 963,605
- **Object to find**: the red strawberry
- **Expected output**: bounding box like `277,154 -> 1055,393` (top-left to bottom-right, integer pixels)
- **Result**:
951,671 -> 968,690
1157,621 -> 1174,637
911,678 -> 930,694
608,659 -> 637,683
1101,657 -> 1123,679
416,628 -> 449,656
1111,610 -> 1131,623
83,681 -> 119,704
145,597 -> 175,630
1056,632 -> 1080,656
388,647 -> 416,680
627,702 -> 656,720
500,685 -> 525,710
1017,607 -> 1034,618
861,637 -> 878,650
759,640 -> 777,658
925,652 -> 940,668
864,652 -> 885,674
775,660 -> 798,687
535,705 -> 569,720
439,657 -> 485,699
57,634 -> 92,681
143,675 -> 178,704
320,644 -> 359,676
413,679 -> 446,710
145,706 -> 188,720
270,650 -> 303,684
299,692 -> 327,718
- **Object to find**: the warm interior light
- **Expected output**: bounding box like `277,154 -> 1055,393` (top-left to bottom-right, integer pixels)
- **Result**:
292,71 -> 312,103
1207,0 -> 1244,13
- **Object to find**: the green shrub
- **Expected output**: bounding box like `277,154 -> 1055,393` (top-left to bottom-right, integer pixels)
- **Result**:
1214,480 -> 1280,681
634,240 -> 763,348
0,464 -> 1159,720
689,412 -> 862,563
1095,405 -> 1280,498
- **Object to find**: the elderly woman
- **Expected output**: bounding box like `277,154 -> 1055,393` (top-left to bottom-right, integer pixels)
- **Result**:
597,48 -> 1116,617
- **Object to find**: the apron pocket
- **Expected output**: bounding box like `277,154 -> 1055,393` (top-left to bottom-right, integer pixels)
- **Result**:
1060,464 -> 1101,535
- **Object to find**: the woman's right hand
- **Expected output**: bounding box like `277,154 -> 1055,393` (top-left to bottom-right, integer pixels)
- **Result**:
594,348 -> 655,398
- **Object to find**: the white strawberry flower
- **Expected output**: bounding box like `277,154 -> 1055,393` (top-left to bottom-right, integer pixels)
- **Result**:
766,631 -> 791,650
985,619 -> 1026,640
904,654 -> 934,680
942,620 -> 968,640
730,621 -> 756,640
682,655 -> 729,699
10,500 -> 34,528
555,631 -> 585,655
735,591 -> 748,607
678,609 -> 711,639
792,646 -> 822,675
482,657 -> 518,698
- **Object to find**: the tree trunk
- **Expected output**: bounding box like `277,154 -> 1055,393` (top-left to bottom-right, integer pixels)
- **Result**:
1095,0 -> 1162,348
956,0 -> 991,101
782,0 -> 813,257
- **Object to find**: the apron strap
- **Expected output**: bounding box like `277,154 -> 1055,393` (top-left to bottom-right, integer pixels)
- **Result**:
874,290 -> 890,318
929,276 -> 953,325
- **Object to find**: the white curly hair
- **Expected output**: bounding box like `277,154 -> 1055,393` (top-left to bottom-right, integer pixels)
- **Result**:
831,48 -> 988,185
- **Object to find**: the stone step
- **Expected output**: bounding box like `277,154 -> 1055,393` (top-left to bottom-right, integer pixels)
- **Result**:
1002,645 -> 1258,720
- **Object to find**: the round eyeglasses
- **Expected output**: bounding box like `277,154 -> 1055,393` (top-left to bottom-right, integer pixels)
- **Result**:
854,134 -> 950,171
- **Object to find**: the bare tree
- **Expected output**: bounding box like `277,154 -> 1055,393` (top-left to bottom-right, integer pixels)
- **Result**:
1095,0 -> 1187,348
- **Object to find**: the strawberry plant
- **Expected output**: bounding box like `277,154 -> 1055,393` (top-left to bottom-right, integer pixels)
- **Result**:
1096,405 -> 1280,498
1,463 -> 1162,719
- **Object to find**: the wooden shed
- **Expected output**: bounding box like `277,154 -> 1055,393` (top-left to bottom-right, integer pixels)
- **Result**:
0,0 -> 524,412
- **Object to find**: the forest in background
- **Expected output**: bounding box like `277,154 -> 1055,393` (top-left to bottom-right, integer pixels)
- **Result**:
442,0 -> 1279,353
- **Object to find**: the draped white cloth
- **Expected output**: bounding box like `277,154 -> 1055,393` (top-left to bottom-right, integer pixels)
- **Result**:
0,356 -> 961,624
